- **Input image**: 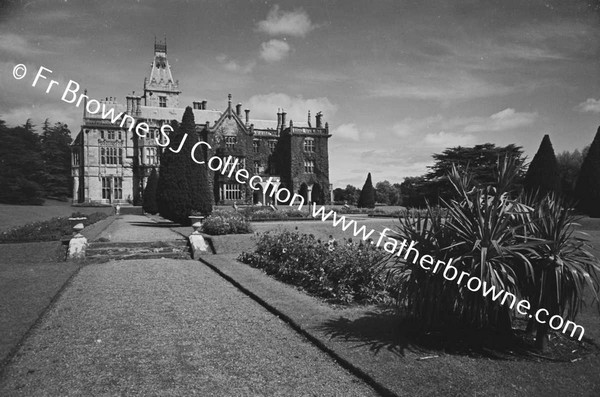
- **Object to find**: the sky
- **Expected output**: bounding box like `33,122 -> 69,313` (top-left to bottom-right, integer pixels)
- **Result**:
0,0 -> 599,188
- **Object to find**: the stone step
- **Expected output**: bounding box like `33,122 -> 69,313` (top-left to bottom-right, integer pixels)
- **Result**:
86,251 -> 191,262
86,239 -> 191,261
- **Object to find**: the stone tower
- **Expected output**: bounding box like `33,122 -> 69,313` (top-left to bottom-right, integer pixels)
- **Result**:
143,38 -> 181,108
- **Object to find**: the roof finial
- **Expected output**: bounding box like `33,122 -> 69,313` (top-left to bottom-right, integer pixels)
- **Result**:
228,93 -> 232,104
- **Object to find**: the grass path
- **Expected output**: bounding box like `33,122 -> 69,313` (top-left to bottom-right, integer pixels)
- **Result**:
0,259 -> 376,396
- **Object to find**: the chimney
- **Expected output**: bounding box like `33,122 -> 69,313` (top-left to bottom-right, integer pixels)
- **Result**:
192,101 -> 199,110
277,108 -> 282,129
281,109 -> 287,128
245,109 -> 250,124
201,100 -> 207,110
315,111 -> 323,128
307,110 -> 311,127
126,96 -> 133,114
236,103 -> 242,116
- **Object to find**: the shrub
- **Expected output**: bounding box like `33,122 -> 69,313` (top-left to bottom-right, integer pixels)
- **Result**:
0,212 -> 109,243
575,126 -> 600,217
524,134 -> 561,195
238,230 -> 390,304
143,167 -> 159,214
357,173 -> 375,208
201,210 -> 252,235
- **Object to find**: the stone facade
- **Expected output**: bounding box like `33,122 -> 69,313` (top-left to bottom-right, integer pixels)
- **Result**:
71,41 -> 332,206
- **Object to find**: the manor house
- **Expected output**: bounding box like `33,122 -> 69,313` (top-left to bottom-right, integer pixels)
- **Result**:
71,41 -> 332,206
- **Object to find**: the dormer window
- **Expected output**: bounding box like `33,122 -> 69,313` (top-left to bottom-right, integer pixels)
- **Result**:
225,136 -> 237,149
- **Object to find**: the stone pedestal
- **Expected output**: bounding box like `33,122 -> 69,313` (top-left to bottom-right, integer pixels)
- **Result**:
68,223 -> 88,260
189,232 -> 209,259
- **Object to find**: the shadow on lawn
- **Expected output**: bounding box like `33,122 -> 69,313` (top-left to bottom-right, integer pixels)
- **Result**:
318,310 -> 599,362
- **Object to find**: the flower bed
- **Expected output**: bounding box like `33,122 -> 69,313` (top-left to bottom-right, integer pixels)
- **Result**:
0,212 -> 109,243
238,230 -> 390,304
201,210 -> 252,235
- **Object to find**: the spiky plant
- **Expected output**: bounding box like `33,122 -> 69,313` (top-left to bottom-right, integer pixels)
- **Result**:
522,193 -> 600,350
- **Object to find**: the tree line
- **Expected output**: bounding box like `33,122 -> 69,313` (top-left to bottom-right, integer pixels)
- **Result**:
336,126 -> 600,217
0,118 -> 72,205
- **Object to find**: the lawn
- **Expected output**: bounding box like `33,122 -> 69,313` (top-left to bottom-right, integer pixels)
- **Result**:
0,200 -> 114,233
0,242 -> 81,368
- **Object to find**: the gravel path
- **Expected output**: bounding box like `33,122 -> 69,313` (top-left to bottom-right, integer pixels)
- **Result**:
0,259 -> 376,396
96,215 -> 183,242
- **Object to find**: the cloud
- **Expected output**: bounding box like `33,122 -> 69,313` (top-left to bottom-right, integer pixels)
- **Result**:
216,54 -> 255,74
257,5 -> 315,37
424,131 -> 476,147
463,108 -> 538,133
0,33 -> 48,56
332,123 -> 360,141
260,39 -> 290,62
575,98 -> 600,114
392,115 -> 443,137
369,73 -> 514,102
245,93 -> 337,123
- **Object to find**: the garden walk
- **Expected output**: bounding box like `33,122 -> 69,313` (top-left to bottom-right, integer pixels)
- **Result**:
0,215 -> 376,396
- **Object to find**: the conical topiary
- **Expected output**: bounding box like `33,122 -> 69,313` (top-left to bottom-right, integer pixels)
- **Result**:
143,167 -> 159,214
524,134 -> 561,195
575,126 -> 600,217
357,173 -> 376,208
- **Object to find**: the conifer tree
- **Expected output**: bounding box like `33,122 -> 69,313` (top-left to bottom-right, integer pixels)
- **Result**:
157,117 -> 191,224
575,126 -> 600,217
41,120 -> 73,199
143,167 -> 159,214
524,134 -> 561,195
357,173 -> 376,208
156,107 -> 212,224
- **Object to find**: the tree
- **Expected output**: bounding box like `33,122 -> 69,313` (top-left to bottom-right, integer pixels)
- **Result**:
375,180 -> 402,205
523,134 -> 560,195
557,147 -> 588,200
41,119 -> 73,199
357,173 -> 375,208
575,126 -> 600,217
425,143 -> 525,203
0,119 -> 46,205
156,108 -> 212,225
143,167 -> 159,214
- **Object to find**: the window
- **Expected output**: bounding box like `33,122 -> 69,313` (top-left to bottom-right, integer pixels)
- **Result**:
101,147 -> 123,165
223,183 -> 241,201
159,96 -> 167,108
254,161 -> 261,174
113,177 -> 122,199
118,131 -> 122,140
72,151 -> 80,166
102,177 -> 111,199
225,136 -> 237,149
146,147 -> 157,165
304,160 -> 315,174
253,140 -> 259,153
100,130 -> 104,139
268,140 -> 277,152
304,138 -> 315,152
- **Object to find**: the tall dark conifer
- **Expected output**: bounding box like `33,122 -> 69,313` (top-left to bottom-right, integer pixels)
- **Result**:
524,134 -> 561,195
143,167 -> 159,214
575,126 -> 600,217
357,173 -> 376,208
41,120 -> 73,199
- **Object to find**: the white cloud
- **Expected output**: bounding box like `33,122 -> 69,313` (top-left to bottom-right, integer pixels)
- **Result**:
392,115 -> 443,137
333,123 -> 360,141
463,108 -> 538,133
575,98 -> 600,114
216,54 -> 255,74
424,131 -> 476,147
1,103 -> 79,133
257,5 -> 315,37
245,93 -> 337,123
260,39 -> 290,62
0,33 -> 47,56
